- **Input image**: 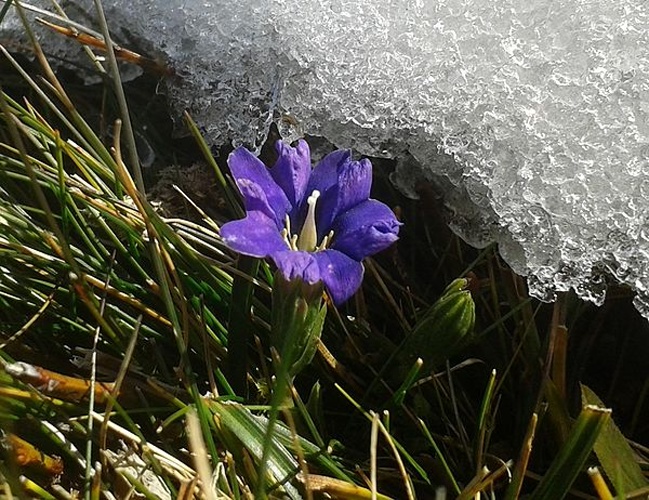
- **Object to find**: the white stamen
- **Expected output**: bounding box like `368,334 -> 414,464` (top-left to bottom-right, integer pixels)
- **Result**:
284,214 -> 292,236
281,228 -> 292,248
297,190 -> 320,251
317,230 -> 335,251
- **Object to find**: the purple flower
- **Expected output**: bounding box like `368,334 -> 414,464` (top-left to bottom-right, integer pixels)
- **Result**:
220,140 -> 401,305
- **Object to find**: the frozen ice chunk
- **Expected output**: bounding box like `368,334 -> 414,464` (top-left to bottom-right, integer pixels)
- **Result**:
3,0 -> 649,317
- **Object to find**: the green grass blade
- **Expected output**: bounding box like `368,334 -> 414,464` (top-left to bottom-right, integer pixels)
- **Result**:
91,0 -> 144,193
183,111 -> 243,217
227,256 -> 259,397
0,0 -> 14,25
530,404 -> 611,500
417,418 -> 461,495
474,368 -> 497,471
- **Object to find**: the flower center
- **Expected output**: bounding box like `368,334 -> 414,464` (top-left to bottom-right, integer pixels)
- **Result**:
281,190 -> 334,252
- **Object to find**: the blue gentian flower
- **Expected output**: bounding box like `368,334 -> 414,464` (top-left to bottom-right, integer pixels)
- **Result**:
220,140 -> 401,305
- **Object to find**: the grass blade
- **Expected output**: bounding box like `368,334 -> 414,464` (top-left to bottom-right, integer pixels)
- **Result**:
530,404 -> 611,500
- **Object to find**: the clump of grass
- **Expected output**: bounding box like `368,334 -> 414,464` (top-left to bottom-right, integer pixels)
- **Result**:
1,1 -> 648,499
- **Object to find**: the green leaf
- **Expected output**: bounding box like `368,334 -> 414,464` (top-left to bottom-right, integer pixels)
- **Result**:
581,384 -> 648,493
211,401 -> 302,499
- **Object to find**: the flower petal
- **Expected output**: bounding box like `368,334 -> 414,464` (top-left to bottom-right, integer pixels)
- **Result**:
220,211 -> 288,258
306,149 -> 351,199
331,199 -> 401,261
312,156 -> 372,239
336,158 -> 372,213
313,249 -> 364,305
271,250 -> 321,284
228,147 -> 290,224
270,140 -> 311,208
292,148 -> 351,240
235,179 -> 283,227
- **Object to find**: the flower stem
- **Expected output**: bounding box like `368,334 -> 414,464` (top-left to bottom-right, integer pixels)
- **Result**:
255,273 -> 326,497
